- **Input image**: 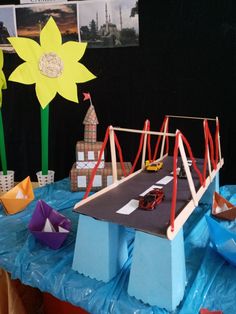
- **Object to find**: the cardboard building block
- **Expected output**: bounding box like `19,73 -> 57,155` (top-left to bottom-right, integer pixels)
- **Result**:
76,141 -> 104,166
128,228 -> 186,311
70,162 -> 132,192
72,214 -> 128,282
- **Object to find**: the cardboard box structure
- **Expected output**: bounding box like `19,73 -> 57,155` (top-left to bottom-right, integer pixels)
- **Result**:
76,141 -> 105,169
70,161 -> 132,191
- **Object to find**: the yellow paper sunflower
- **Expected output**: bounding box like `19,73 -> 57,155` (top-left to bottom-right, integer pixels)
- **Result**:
8,17 -> 96,109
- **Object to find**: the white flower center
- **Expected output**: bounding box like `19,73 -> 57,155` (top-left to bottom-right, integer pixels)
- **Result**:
38,52 -> 64,78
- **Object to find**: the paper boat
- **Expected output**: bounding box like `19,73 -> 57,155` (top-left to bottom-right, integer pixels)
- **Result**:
212,191 -> 236,220
206,215 -> 236,267
29,200 -> 71,249
0,176 -> 35,215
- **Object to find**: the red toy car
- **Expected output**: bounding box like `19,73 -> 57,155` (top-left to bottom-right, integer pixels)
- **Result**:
139,188 -> 164,210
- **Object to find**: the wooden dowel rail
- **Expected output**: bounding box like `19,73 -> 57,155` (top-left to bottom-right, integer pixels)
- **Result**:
111,126 -> 176,137
166,115 -> 216,121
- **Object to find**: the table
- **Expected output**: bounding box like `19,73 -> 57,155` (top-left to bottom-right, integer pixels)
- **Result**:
0,178 -> 235,313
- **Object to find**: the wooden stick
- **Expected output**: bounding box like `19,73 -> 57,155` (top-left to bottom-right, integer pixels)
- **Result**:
166,115 -> 216,121
160,117 -> 168,159
141,120 -> 149,167
178,135 -> 198,206
216,117 -> 223,166
112,126 -> 176,137
109,126 -> 117,183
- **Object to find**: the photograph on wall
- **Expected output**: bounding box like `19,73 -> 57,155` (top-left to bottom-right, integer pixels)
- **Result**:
0,6 -> 17,52
15,2 -> 80,43
20,0 -> 66,3
78,0 -> 139,48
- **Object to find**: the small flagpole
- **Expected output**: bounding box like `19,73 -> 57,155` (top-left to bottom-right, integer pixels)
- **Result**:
89,93 -> 93,107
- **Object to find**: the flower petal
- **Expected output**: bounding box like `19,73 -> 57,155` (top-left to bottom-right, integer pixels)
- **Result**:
35,76 -> 57,108
57,79 -> 78,103
69,62 -> 96,83
59,41 -> 87,62
0,49 -> 3,69
8,62 -> 39,85
7,37 -> 42,62
0,74 -> 6,90
40,17 -> 62,52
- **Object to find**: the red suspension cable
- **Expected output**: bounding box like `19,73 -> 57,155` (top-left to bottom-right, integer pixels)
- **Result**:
205,120 -> 217,169
165,116 -> 169,155
114,132 -> 127,177
129,121 -> 148,174
181,134 -> 204,186
152,116 -> 168,161
203,120 -> 217,184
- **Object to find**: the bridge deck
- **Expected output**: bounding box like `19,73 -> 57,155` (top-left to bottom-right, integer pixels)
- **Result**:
74,156 -> 206,237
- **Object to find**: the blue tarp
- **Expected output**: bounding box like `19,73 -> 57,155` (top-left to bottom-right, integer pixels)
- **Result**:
0,178 -> 236,314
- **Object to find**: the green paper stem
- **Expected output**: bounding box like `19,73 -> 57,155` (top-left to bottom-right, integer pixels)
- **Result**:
41,105 -> 49,175
0,109 -> 7,175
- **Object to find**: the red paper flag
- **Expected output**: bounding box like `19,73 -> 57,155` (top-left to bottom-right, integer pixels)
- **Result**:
83,92 -> 91,101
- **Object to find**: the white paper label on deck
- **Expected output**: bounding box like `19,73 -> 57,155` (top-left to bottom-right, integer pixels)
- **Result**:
156,175 -> 173,185
116,199 -> 139,215
139,185 -> 163,197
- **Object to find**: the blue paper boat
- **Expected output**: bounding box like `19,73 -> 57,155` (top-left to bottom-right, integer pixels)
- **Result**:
205,215 -> 236,267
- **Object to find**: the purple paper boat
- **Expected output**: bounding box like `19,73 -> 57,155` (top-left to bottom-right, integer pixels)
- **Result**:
28,200 -> 71,249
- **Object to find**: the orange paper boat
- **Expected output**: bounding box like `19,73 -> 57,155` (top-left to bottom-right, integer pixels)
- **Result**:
212,191 -> 236,220
0,176 -> 35,215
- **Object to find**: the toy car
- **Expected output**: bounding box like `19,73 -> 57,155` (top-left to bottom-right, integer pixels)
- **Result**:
145,160 -> 163,172
139,188 -> 164,210
178,159 -> 192,178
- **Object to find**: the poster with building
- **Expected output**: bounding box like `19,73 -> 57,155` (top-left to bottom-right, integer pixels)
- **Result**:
15,2 -> 80,43
78,0 -> 139,48
0,6 -> 17,52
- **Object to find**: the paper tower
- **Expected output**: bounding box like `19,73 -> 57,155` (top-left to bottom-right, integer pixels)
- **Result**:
70,102 -> 131,191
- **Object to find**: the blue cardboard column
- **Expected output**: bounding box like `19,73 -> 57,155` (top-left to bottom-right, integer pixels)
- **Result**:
128,228 -> 186,311
200,174 -> 219,205
72,214 -> 128,282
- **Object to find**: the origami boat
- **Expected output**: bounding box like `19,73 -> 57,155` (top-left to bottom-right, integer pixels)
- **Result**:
0,176 -> 34,215
212,191 -> 236,220
206,215 -> 236,267
29,200 -> 71,249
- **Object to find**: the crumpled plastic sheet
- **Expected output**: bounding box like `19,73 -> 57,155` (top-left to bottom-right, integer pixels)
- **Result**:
0,179 -> 236,314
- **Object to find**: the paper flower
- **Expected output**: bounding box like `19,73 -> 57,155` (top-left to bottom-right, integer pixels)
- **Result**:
8,17 -> 96,109
8,17 -> 96,177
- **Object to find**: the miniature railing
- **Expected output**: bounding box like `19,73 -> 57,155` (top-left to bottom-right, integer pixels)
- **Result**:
166,115 -> 223,239
80,118 -> 174,201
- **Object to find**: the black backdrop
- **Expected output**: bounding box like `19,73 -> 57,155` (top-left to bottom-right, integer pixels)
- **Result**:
0,0 -> 235,185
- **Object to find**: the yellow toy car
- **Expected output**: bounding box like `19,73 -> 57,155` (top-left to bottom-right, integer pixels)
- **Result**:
145,160 -> 163,172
